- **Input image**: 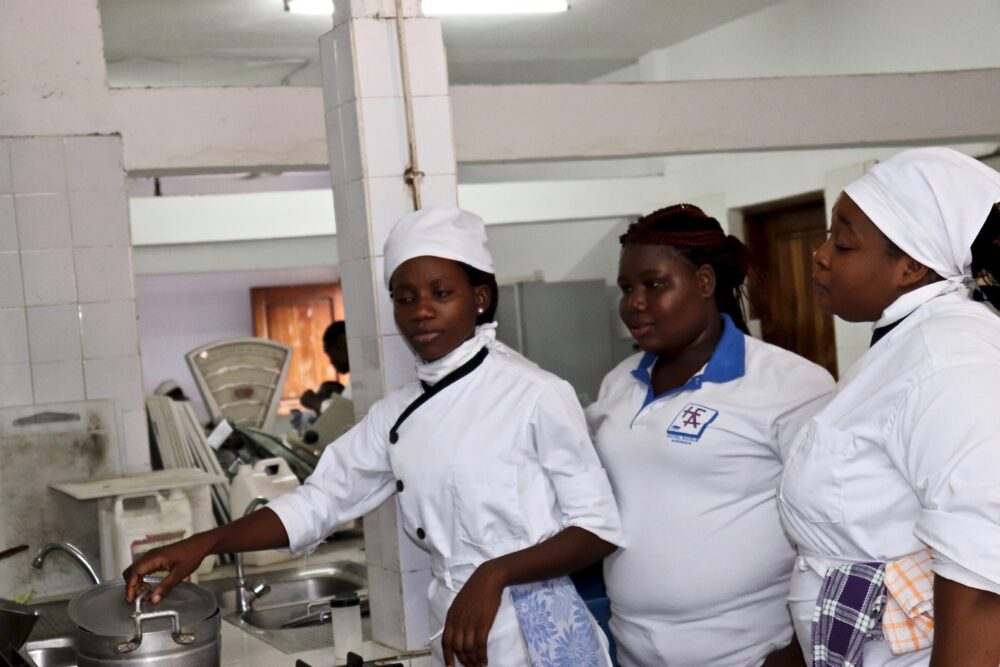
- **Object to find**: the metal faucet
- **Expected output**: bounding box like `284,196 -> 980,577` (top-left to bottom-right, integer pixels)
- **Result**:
32,542 -> 101,585
235,497 -> 272,615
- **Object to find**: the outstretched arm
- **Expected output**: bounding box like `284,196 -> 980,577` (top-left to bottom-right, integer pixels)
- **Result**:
123,507 -> 288,603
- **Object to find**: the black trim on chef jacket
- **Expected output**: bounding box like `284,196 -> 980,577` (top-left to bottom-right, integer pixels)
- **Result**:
870,314 -> 911,347
388,346 -> 489,444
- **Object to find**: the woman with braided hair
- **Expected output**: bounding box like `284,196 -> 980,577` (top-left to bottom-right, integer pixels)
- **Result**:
586,204 -> 834,666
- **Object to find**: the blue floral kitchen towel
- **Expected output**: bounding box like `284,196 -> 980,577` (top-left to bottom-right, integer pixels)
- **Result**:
509,575 -> 606,667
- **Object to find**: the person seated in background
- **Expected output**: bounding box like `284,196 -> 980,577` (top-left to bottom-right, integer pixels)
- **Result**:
300,320 -> 351,414
292,321 -> 355,448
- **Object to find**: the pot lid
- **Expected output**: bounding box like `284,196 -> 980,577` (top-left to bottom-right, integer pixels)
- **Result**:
68,580 -> 217,637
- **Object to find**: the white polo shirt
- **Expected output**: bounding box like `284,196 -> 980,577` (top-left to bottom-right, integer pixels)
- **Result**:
587,315 -> 834,667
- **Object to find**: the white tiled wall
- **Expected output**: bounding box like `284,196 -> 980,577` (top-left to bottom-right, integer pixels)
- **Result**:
0,135 -> 149,472
321,5 -> 455,652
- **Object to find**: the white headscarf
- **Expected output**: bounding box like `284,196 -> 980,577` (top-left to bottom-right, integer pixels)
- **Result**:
383,207 -> 494,288
844,147 -> 1000,281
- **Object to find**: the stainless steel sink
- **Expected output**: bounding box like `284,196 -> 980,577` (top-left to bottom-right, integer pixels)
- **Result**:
23,636 -> 76,667
199,560 -> 369,654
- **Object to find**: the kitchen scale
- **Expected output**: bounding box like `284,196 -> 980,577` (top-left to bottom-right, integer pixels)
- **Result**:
185,338 -> 291,433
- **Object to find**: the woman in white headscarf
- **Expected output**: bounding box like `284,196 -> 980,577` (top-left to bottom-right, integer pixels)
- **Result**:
124,207 -> 623,667
779,148 -> 1000,666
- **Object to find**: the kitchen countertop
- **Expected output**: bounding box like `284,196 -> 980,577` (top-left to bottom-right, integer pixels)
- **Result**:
203,533 -> 432,667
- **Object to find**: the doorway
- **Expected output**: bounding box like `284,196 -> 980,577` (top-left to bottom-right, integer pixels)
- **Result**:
251,282 -> 345,413
744,195 -> 838,377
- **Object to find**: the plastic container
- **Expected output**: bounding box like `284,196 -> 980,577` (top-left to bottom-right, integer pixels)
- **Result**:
100,489 -> 195,582
330,593 -> 363,662
229,458 -> 300,566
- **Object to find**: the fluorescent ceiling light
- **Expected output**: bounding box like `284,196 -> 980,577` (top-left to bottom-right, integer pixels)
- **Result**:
422,0 -> 568,15
284,0 -> 334,15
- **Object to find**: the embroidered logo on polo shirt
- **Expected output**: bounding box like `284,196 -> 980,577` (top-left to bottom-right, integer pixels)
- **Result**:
667,403 -> 719,444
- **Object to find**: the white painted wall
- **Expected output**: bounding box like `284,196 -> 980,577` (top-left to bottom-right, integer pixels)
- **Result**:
135,266 -> 339,421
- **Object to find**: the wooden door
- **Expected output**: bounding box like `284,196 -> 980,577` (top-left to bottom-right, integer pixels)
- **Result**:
745,196 -> 838,377
251,283 -> 345,412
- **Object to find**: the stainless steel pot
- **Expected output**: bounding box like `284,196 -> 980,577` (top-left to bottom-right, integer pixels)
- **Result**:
68,580 -> 220,667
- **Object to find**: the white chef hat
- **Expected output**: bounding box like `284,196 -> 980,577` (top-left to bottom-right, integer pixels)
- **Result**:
383,207 -> 494,288
844,147 -> 1000,280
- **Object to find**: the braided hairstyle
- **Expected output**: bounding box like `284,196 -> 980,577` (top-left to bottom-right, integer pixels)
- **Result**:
972,204 -> 1000,309
620,204 -> 753,334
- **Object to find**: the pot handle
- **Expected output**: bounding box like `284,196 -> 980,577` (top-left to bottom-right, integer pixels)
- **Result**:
114,597 -> 196,654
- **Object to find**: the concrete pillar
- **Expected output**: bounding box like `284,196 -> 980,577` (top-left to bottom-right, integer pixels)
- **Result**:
323,0 -> 458,651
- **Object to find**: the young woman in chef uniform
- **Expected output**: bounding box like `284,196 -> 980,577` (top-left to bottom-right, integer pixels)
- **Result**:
779,148 -> 1000,666
586,204 -> 834,666
124,207 -> 624,667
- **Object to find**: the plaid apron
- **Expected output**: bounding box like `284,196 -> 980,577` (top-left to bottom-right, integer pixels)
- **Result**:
811,561 -> 887,667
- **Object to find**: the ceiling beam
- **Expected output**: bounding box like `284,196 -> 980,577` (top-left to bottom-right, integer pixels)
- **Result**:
112,68 -> 1000,172
452,68 -> 1000,162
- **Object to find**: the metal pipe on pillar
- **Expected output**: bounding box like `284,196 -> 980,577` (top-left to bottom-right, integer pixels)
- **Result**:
395,0 -> 424,210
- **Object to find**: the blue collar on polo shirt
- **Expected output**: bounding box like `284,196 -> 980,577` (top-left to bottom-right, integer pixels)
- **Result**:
630,313 -> 747,409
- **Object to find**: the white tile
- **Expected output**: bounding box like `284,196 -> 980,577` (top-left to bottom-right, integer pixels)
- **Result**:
339,101 -> 365,184
354,18 -> 400,98
69,191 -> 131,247
333,21 -> 358,107
0,252 -> 24,308
345,335 -> 385,413
367,564 -> 405,649
382,333 -> 415,391
332,179 -> 372,262
0,141 -> 12,194
26,305 -> 82,363
32,361 -> 85,404
122,409 -> 151,474
419,174 -> 458,208
9,138 -> 66,194
401,568 -> 432,650
84,356 -> 144,411
14,193 -> 72,249
412,97 -> 456,176
74,247 -> 134,302
64,136 -> 125,192
368,177 -> 413,255
363,498 -> 400,571
340,259 -> 379,341
80,301 -> 138,359
404,20 -> 449,96
0,309 -> 29,365
359,97 -> 408,178
0,196 -> 16,251
319,30 -> 340,112
0,364 -> 32,407
376,258 -> 398,333
325,109 -> 348,188
21,249 -> 76,306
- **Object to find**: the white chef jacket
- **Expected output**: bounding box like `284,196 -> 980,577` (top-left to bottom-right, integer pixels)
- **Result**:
587,314 -> 834,667
779,285 -> 1000,666
268,345 -> 623,666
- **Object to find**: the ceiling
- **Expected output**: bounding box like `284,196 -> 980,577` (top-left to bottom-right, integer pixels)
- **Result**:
98,0 -> 782,87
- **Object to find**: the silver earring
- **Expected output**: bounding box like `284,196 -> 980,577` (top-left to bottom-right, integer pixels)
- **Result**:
477,308 -> 484,314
